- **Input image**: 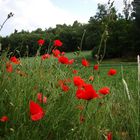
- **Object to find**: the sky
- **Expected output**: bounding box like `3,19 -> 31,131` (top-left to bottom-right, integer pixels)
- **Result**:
0,0 -> 131,36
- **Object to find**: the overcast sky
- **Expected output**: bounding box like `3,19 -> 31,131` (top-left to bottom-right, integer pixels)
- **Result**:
0,0 -> 131,36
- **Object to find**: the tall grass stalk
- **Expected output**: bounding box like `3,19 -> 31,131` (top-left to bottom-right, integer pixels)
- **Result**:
137,55 -> 140,137
0,12 -> 14,32
122,78 -> 131,101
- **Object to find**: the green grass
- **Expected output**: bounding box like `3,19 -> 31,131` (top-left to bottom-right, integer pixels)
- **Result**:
0,51 -> 139,140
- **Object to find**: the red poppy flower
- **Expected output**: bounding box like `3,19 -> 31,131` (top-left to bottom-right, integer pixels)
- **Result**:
58,56 -> 69,64
76,84 -> 98,100
98,87 -> 110,95
80,115 -> 85,123
6,62 -> 13,73
54,39 -> 63,47
0,116 -> 9,122
41,53 -> 50,60
94,64 -> 99,70
107,132 -> 112,140
83,84 -> 99,99
37,93 -> 47,104
68,59 -> 74,65
37,39 -> 45,46
81,59 -> 89,67
73,76 -> 85,87
89,76 -> 94,81
108,69 -> 117,76
61,52 -> 65,55
58,80 -> 64,86
10,56 -> 20,64
52,49 -> 60,57
29,100 -> 45,121
72,70 -> 78,74
61,84 -> 69,92
76,88 -> 86,99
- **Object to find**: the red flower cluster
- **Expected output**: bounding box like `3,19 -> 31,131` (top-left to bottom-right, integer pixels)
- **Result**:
98,87 -> 110,95
58,56 -> 75,65
53,39 -> 63,47
58,79 -> 70,92
29,100 -> 45,121
68,59 -> 74,65
41,53 -> 50,60
58,56 -> 69,64
72,69 -> 78,74
0,116 -> 9,122
107,132 -> 112,140
6,62 -> 13,73
37,93 -> 47,104
61,84 -> 69,92
81,59 -> 89,67
76,83 -> 99,100
73,76 -> 85,88
94,64 -> 99,70
38,39 -> 45,46
52,49 -> 61,57
108,69 -> 117,76
10,56 -> 20,64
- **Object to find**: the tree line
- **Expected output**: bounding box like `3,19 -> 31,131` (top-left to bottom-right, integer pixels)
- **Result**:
0,1 -> 140,59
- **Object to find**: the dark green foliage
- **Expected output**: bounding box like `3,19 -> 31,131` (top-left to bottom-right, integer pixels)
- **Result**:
0,3 -> 140,59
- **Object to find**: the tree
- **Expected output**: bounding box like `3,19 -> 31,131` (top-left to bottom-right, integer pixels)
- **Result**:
123,0 -> 132,20
132,0 -> 140,26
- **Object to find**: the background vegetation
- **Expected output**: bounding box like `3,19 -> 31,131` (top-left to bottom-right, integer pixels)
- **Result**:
0,1 -> 140,59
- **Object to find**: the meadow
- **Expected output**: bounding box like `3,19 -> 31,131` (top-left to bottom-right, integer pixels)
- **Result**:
0,48 -> 139,140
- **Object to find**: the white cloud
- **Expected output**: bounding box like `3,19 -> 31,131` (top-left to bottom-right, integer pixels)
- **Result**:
0,0 -> 85,36
0,0 -> 133,36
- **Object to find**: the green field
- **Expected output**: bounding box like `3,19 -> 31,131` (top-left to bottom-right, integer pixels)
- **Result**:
0,51 -> 139,140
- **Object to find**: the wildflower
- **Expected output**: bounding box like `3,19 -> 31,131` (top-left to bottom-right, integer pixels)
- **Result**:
81,59 -> 89,67
6,62 -> 13,73
83,84 -> 99,99
37,39 -> 45,46
29,100 -> 45,121
37,93 -> 47,104
108,69 -> 117,76
76,88 -> 86,99
80,115 -> 85,123
41,53 -> 50,60
58,56 -> 69,64
98,87 -> 110,95
10,56 -> 20,64
73,76 -> 85,87
69,59 -> 74,65
58,80 -> 64,87
61,52 -> 65,55
107,132 -> 112,140
0,116 -> 9,122
94,64 -> 99,70
72,70 -> 78,74
54,39 -> 63,47
89,76 -> 94,81
58,79 -> 70,92
52,49 -> 60,57
61,84 -> 69,92
76,84 -> 98,100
